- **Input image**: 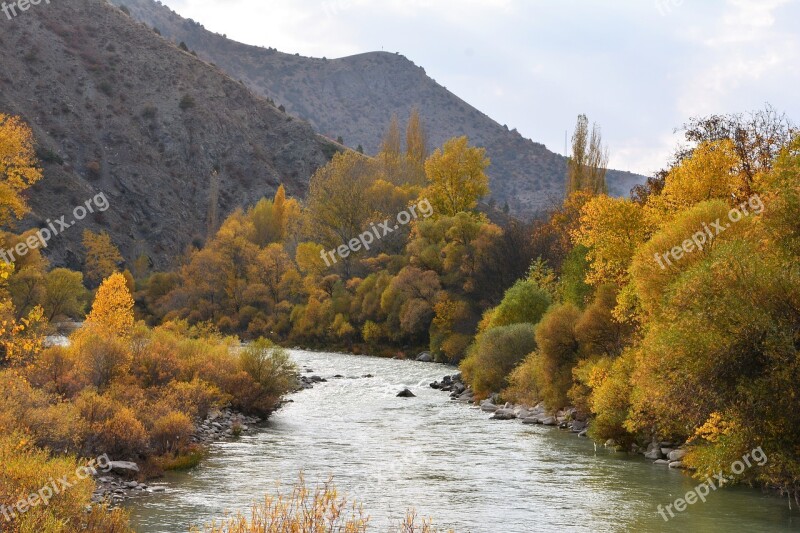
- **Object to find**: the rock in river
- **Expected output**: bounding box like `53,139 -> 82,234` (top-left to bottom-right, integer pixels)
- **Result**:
397,388 -> 416,398
416,352 -> 434,362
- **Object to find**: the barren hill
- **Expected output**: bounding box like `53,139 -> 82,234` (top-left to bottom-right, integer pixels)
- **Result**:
0,0 -> 337,269
111,0 -> 645,217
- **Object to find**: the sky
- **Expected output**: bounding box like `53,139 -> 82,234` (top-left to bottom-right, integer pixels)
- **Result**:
158,0 -> 799,176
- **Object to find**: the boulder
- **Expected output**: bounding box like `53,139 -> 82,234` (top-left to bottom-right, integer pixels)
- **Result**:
669,461 -> 686,469
570,420 -> 587,432
540,416 -> 557,426
644,449 -> 663,460
107,461 -> 139,475
416,352 -> 434,362
653,459 -> 670,465
396,388 -> 416,398
668,449 -> 687,462
522,417 -> 540,425
491,409 -> 517,420
480,402 -> 499,413
661,448 -> 674,457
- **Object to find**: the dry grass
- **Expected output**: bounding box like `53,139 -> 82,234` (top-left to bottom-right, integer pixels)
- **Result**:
194,477 -> 454,533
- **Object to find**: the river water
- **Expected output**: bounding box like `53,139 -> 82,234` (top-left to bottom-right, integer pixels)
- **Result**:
127,350 -> 796,533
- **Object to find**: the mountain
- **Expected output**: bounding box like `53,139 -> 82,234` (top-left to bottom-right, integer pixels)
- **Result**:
0,0 -> 337,269
110,0 -> 646,217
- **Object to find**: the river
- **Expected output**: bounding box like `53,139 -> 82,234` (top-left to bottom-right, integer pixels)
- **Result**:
126,350 -> 797,532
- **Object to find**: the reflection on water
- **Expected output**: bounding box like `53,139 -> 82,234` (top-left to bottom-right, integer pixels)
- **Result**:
127,350 -> 797,533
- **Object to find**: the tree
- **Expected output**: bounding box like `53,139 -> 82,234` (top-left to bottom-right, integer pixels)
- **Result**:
531,303 -> 581,409
566,114 -> 608,195
572,195 -> 651,285
43,268 -> 87,321
488,279 -> 552,329
82,230 -> 122,286
82,272 -> 135,338
306,151 -> 377,271
0,114 -> 43,228
676,105 -> 795,199
423,136 -> 490,217
381,114 -> 402,159
406,108 -> 428,163
405,107 -> 429,185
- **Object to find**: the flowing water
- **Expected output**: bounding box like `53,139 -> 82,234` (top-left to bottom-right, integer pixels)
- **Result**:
127,350 -> 797,533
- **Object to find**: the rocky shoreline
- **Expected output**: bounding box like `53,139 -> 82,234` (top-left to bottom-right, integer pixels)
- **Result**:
430,373 -> 688,469
91,368 -> 325,507
91,408 -> 264,506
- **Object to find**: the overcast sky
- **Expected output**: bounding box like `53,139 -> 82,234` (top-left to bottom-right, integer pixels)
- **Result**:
159,0 -> 799,176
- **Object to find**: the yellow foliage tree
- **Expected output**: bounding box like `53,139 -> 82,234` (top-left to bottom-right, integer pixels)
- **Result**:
0,261 -> 46,367
0,114 -> 43,228
83,230 -> 123,286
648,139 -> 743,220
424,136 -> 490,217
83,272 -> 135,338
572,195 -> 652,286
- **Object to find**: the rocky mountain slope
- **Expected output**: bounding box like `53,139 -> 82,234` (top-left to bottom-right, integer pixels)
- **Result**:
0,0 -> 337,269
111,0 -> 645,216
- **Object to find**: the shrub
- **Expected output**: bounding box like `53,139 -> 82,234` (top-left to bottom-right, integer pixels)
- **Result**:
460,324 -> 537,398
96,407 -> 148,459
179,94 -> 195,110
0,432 -> 132,532
503,353 -> 539,406
86,160 -> 101,180
74,334 -> 132,390
193,477 -> 452,533
150,411 -> 194,455
531,303 -> 581,409
239,339 -> 297,403
488,279 -> 552,329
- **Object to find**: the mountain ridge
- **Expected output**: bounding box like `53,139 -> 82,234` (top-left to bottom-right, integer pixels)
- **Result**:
0,0 -> 337,269
110,0 -> 646,217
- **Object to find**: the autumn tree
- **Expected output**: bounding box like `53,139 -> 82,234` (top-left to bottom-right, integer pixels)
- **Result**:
0,114 -> 43,228
83,272 -> 135,338
82,230 -> 123,287
572,195 -> 651,285
43,268 -> 87,321
405,107 -> 429,185
566,114 -> 608,196
306,151 -> 377,256
676,105 -> 795,199
423,136 -> 490,217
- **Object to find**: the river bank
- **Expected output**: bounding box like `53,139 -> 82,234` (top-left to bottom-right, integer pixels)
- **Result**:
429,372 -> 692,469
125,350 -> 796,533
92,364 -> 324,507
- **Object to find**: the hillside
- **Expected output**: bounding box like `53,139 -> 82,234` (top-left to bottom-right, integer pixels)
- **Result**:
0,0 -> 337,269
109,0 -> 646,217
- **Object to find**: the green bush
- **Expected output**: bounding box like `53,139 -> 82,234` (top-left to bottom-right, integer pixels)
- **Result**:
239,338 -> 298,404
488,279 -> 551,329
460,323 -> 537,398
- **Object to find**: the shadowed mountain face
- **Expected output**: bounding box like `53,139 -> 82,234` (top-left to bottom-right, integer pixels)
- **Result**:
0,0 -> 336,269
109,0 -> 647,218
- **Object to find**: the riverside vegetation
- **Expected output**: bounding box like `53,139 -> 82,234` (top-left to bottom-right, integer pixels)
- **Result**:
1,104 -> 799,531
